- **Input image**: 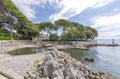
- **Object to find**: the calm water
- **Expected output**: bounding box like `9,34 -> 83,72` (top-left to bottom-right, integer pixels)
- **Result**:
64,39 -> 120,79
8,47 -> 43,55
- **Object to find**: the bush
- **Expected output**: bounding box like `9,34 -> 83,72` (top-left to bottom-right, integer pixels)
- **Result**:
49,33 -> 59,41
0,35 -> 25,40
0,36 -> 12,40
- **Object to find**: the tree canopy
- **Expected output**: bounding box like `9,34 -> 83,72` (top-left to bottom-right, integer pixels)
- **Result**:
38,19 -> 98,41
55,19 -> 70,33
0,0 -> 39,39
39,22 -> 57,35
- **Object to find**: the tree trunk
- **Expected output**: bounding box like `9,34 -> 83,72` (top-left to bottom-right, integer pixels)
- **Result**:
9,22 -> 13,40
7,13 -> 13,40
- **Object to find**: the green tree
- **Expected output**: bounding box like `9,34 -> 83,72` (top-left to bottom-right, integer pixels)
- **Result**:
60,33 -> 69,41
66,27 -> 78,40
55,19 -> 70,33
49,33 -> 59,41
17,22 -> 39,39
0,0 -> 19,39
59,21 -> 98,41
84,26 -> 98,40
39,22 -> 57,36
71,22 -> 86,38
0,0 -> 39,39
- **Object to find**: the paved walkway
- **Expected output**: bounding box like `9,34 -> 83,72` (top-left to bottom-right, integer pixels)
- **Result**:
0,53 -> 45,79
0,40 -> 45,79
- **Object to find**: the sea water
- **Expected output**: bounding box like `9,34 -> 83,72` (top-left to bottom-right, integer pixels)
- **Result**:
65,39 -> 120,79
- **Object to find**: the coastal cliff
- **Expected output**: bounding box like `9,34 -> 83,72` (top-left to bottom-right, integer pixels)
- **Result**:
24,48 -> 116,79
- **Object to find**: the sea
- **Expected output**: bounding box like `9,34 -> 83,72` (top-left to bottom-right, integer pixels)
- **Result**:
65,39 -> 120,79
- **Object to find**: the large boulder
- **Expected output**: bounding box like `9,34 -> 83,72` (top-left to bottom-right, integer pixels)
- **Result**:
52,69 -> 64,79
99,72 -> 116,79
84,56 -> 94,62
46,53 -> 54,61
42,59 -> 60,78
64,67 -> 85,79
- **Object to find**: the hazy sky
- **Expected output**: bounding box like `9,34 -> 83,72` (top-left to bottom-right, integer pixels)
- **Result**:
11,0 -> 120,39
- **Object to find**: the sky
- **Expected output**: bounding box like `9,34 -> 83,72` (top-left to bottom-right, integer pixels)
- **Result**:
11,0 -> 120,39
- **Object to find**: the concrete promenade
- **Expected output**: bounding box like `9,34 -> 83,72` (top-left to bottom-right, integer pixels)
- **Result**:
0,40 -> 45,79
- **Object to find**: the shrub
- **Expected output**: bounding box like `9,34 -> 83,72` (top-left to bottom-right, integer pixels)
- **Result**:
0,36 -> 12,40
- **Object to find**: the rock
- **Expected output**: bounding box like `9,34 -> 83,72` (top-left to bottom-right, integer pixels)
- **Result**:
40,77 -> 49,79
99,72 -> 116,79
74,61 -> 82,67
24,71 -> 36,79
84,56 -> 94,62
46,53 -> 54,61
42,59 -> 60,78
52,69 -> 64,79
24,72 -> 30,79
56,58 -> 65,64
64,67 -> 85,79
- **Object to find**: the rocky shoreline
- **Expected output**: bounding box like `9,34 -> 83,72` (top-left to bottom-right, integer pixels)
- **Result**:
25,48 -> 116,79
